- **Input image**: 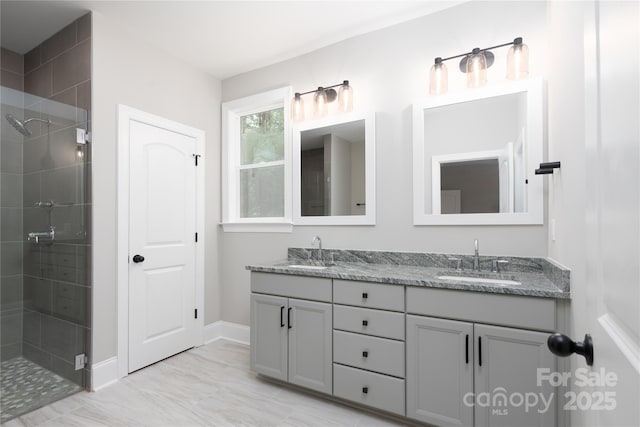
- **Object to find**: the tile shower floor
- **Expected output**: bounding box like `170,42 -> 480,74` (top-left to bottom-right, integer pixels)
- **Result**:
2,340 -> 405,426
0,357 -> 81,423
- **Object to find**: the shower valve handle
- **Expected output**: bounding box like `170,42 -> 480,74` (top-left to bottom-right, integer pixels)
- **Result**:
132,255 -> 145,263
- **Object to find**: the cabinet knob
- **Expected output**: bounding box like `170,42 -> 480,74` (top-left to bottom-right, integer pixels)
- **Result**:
362,320 -> 368,326
362,292 -> 368,299
362,386 -> 368,394
362,351 -> 368,358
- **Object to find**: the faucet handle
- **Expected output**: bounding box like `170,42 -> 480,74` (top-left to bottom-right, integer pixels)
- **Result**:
448,257 -> 463,271
491,259 -> 509,273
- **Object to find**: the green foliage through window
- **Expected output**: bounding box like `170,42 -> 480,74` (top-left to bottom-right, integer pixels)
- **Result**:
240,108 -> 284,165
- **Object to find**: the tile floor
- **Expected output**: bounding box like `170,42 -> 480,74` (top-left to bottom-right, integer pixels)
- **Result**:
0,358 -> 81,423
2,340 -> 406,426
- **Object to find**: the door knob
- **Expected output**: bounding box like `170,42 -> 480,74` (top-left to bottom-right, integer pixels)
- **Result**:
132,254 -> 145,263
547,333 -> 594,366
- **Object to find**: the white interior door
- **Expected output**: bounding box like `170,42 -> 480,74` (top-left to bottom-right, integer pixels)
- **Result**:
128,120 -> 197,373
581,1 -> 640,425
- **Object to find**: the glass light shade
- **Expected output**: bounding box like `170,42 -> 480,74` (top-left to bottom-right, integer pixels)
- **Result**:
466,48 -> 487,88
313,87 -> 328,118
429,58 -> 448,95
507,38 -> 529,80
291,93 -> 305,122
337,81 -> 353,113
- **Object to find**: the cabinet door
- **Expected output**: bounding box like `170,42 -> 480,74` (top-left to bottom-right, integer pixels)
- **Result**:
250,294 -> 288,381
475,324 -> 556,427
288,298 -> 332,394
406,315 -> 474,427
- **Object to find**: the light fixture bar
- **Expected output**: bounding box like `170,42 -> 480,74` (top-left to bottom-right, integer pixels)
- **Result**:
295,82 -> 347,97
429,37 -> 528,95
291,80 -> 353,122
437,38 -> 522,66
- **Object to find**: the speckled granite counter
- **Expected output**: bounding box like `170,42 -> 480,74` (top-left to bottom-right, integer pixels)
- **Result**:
246,249 -> 571,299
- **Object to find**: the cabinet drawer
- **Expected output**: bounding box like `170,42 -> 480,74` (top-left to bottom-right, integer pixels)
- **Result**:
333,364 -> 405,416
406,287 -> 556,331
334,305 -> 405,340
333,330 -> 404,378
251,272 -> 331,302
333,280 -> 404,311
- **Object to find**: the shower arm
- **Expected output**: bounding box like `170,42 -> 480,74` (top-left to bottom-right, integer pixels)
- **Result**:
23,117 -> 52,125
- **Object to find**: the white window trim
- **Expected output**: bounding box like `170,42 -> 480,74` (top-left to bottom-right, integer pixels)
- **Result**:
222,87 -> 293,232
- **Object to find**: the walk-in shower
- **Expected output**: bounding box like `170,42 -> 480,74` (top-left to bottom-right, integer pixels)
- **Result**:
1,12 -> 92,419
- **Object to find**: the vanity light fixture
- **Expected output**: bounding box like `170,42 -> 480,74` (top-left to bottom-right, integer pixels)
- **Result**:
291,80 -> 353,122
429,37 -> 529,95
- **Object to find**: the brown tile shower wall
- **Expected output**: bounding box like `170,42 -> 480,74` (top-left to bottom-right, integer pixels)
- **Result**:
1,48 -> 25,362
20,13 -> 92,387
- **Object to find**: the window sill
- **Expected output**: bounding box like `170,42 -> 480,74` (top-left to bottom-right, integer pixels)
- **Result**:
221,222 -> 293,233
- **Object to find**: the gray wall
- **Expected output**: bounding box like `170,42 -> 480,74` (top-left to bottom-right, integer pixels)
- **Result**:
22,14 -> 91,386
220,1 -> 549,327
1,48 -> 25,361
91,12 -> 222,364
441,160 -> 499,213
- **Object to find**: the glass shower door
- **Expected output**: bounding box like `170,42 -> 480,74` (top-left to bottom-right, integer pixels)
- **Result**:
1,85 -> 91,422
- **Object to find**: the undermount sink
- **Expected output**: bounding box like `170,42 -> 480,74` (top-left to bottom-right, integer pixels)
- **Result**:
437,275 -> 521,286
287,264 -> 329,270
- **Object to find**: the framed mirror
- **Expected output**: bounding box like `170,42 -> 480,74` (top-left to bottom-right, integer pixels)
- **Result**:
413,79 -> 544,225
293,112 -> 375,225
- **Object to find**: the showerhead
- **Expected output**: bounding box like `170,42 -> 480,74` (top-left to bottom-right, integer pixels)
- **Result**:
5,114 -> 31,136
4,114 -> 52,137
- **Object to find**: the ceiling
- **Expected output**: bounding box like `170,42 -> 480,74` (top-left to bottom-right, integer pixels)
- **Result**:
1,1 -> 461,80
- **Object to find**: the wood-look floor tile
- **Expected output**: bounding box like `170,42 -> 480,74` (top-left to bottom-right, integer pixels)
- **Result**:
10,340 -> 403,427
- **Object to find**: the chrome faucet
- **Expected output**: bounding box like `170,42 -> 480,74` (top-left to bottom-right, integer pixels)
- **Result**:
311,235 -> 322,261
473,239 -> 480,271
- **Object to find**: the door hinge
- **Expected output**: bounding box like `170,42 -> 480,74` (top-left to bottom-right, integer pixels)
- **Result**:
76,128 -> 90,144
193,154 -> 201,166
194,309 -> 198,319
75,353 -> 88,370
195,232 -> 198,242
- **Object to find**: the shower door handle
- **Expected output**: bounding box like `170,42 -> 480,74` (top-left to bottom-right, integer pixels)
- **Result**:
132,255 -> 145,263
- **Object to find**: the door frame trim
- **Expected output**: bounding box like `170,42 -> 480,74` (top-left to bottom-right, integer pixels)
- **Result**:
116,104 -> 205,378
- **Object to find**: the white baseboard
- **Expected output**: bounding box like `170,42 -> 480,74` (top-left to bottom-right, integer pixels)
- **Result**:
204,321 -> 250,346
91,357 -> 119,391
90,322 -> 248,392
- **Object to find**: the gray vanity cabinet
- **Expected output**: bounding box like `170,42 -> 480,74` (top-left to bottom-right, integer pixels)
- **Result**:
287,298 -> 332,393
474,324 -> 556,427
250,273 -> 333,395
406,315 -> 474,427
250,293 -> 288,381
406,315 -> 557,427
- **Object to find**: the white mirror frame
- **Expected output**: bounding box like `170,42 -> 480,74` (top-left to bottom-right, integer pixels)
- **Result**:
413,78 -> 544,225
293,112 -> 376,225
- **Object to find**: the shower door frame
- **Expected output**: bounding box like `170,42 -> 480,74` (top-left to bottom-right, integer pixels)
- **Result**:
113,104 -> 205,382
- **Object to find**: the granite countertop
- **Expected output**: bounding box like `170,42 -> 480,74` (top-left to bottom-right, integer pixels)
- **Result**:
246,249 -> 571,300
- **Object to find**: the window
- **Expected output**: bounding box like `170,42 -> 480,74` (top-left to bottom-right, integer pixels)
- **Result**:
222,87 -> 292,232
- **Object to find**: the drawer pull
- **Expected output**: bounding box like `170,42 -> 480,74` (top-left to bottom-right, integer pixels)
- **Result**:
362,351 -> 368,358
362,292 -> 368,299
465,334 -> 469,364
362,320 -> 368,326
280,306 -> 285,327
362,386 -> 368,394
